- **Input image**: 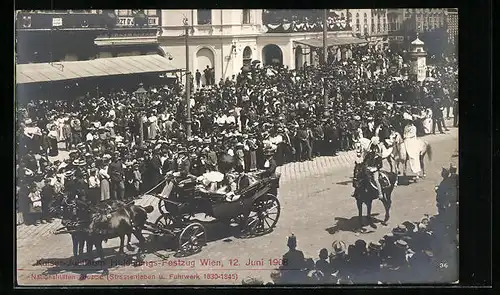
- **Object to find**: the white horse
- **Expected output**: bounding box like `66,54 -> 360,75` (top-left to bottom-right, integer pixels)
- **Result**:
353,129 -> 398,173
391,126 -> 433,180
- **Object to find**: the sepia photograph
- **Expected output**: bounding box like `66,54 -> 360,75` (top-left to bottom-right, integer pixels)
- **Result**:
15,9 -> 459,285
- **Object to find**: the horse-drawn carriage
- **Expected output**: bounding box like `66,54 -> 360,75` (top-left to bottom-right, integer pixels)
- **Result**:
144,172 -> 282,256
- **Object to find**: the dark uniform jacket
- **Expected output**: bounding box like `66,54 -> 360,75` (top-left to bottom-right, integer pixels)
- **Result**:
108,161 -> 124,182
281,249 -> 306,282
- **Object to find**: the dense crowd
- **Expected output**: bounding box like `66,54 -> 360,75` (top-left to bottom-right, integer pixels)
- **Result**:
15,44 -> 457,226
240,165 -> 458,285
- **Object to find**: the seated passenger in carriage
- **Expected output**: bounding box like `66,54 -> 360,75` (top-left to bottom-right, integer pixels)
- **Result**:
196,170 -> 242,202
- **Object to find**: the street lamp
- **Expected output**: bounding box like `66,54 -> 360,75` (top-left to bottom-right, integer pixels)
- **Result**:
134,83 -> 147,145
322,9 -> 328,108
183,17 -> 192,137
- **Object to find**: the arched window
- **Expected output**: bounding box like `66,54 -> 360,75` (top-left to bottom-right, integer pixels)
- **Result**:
242,9 -> 251,24
364,13 -> 367,19
243,46 -> 252,66
356,13 -> 359,18
197,9 -> 212,25
341,12 -> 345,19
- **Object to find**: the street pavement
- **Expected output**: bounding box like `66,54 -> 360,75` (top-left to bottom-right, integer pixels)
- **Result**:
16,127 -> 458,286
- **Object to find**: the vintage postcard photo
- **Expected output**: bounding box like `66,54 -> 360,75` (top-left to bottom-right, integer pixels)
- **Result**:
15,9 -> 458,285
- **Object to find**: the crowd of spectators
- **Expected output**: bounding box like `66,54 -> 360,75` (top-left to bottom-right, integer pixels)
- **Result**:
16,44 -> 457,226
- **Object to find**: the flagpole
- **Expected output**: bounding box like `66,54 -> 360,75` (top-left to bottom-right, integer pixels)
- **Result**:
323,9 -> 329,108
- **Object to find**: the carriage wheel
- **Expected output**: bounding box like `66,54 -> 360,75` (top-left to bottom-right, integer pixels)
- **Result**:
246,193 -> 281,236
178,223 -> 207,256
154,213 -> 175,230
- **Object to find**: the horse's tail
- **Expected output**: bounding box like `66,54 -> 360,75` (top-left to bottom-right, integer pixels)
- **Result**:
426,142 -> 433,161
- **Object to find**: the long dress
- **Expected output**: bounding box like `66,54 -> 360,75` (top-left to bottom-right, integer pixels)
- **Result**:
422,109 -> 433,134
403,124 -> 422,174
99,168 -> 111,201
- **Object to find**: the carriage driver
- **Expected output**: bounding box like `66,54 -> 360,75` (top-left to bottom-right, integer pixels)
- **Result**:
364,137 -> 384,200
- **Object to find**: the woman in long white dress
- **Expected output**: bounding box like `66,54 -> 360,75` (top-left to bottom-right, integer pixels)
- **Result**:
422,108 -> 433,134
99,158 -> 111,201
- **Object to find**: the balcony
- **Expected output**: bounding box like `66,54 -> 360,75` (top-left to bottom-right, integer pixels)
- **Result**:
16,11 -> 160,31
159,24 -> 263,38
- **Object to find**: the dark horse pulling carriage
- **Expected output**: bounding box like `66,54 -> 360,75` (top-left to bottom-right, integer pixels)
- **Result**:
145,172 -> 282,256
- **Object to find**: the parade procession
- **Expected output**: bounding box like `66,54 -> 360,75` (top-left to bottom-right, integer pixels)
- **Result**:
15,9 -> 458,285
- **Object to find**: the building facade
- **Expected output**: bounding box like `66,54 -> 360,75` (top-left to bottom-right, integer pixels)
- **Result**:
15,10 -> 162,64
349,8 -> 389,43
385,8 -> 449,55
446,8 -> 458,45
158,9 -> 354,84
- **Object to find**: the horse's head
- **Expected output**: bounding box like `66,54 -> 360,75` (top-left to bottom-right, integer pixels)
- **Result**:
49,195 -> 75,219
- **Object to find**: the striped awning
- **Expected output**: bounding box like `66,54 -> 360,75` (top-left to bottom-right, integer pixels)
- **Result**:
294,36 -> 368,48
16,55 -> 182,84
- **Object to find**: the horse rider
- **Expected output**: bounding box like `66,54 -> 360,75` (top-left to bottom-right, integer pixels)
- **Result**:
364,137 -> 384,200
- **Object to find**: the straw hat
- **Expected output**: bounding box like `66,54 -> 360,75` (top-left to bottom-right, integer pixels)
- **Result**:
368,241 -> 382,251
392,224 -> 408,236
331,240 -> 347,255
72,159 -> 86,166
394,239 -> 408,249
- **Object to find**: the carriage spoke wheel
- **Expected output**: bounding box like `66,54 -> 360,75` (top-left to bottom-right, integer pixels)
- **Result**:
154,213 -> 175,231
178,223 -> 207,256
246,194 -> 280,236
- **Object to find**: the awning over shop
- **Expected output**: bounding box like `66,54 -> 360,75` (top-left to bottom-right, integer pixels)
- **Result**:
294,36 -> 368,48
16,55 -> 183,84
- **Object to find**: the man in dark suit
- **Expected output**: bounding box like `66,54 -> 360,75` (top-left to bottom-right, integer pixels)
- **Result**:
280,234 -> 306,284
432,99 -> 445,134
296,119 -> 312,161
176,148 -> 191,176
195,69 -> 201,89
150,150 -> 163,192
108,152 -> 125,200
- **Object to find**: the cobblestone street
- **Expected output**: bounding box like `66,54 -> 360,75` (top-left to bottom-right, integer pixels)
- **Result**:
16,128 -> 458,285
